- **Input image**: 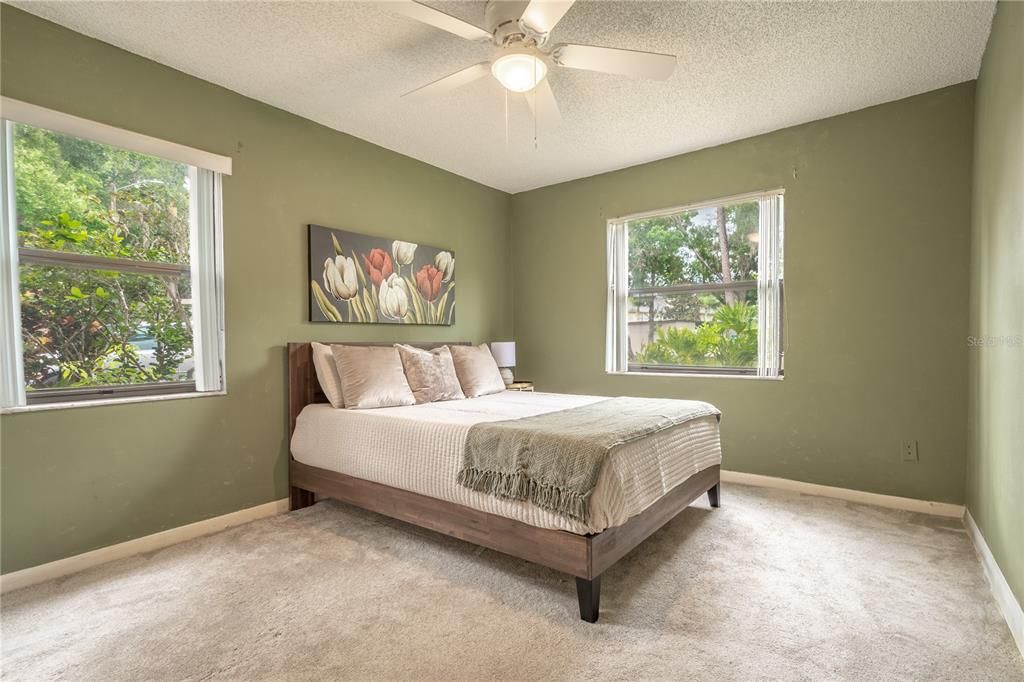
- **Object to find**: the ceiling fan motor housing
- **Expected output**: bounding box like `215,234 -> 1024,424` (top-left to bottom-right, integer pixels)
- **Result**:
485,0 -> 548,47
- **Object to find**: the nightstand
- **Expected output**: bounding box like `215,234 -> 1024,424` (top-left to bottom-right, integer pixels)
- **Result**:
507,381 -> 534,392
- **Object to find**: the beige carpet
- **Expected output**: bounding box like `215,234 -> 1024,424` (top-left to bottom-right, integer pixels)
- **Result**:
2,484 -> 1021,681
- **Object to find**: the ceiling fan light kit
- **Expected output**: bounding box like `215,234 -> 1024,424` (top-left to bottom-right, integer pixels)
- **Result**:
396,0 -> 677,131
491,50 -> 548,93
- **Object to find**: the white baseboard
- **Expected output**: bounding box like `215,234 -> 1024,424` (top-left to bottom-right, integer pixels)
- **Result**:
720,469 -> 965,518
964,510 -> 1024,658
1,498 -> 290,594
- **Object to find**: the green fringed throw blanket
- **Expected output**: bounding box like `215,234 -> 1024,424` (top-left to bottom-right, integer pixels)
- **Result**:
457,397 -> 721,523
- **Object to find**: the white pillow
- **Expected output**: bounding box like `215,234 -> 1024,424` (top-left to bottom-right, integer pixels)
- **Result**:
449,343 -> 506,398
311,342 -> 344,408
331,344 -> 416,409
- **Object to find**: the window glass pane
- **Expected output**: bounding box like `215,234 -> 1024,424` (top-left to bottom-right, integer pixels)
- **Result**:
626,200 -> 759,289
20,265 -> 194,391
628,289 -> 758,370
12,123 -> 191,264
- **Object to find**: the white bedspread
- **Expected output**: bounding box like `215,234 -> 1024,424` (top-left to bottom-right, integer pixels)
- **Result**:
290,391 -> 722,534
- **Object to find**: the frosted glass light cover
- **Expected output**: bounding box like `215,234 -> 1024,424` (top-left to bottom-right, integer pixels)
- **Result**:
491,54 -> 547,93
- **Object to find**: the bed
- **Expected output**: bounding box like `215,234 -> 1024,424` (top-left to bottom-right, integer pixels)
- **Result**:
287,342 -> 722,622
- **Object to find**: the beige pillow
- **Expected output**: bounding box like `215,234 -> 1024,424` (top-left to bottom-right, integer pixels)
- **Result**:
449,343 -> 506,398
331,345 -> 416,409
311,342 -> 344,408
396,344 -> 466,404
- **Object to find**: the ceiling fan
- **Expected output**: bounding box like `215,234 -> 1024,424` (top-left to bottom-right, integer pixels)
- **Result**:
394,0 -> 677,128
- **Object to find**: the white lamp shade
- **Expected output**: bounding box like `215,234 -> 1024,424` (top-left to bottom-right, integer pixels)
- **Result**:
489,341 -> 516,367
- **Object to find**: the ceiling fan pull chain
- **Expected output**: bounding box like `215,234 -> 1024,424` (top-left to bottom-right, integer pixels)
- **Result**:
533,102 -> 538,151
533,58 -> 538,150
505,88 -> 509,148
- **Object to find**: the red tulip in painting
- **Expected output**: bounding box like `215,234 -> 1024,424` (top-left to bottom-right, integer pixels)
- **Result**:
362,248 -> 394,287
415,264 -> 443,302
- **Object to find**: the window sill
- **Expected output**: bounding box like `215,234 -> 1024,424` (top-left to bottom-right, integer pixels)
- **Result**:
606,370 -> 784,381
1,390 -> 226,415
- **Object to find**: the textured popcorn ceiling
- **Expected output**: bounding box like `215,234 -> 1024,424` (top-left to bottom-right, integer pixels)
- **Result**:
11,1 -> 995,193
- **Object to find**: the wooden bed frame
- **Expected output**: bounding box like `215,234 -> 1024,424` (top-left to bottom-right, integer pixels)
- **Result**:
287,342 -> 720,622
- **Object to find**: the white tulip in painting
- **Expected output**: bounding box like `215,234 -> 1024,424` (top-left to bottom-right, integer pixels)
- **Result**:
435,251 -> 455,283
392,240 -> 417,267
378,273 -> 410,320
322,256 -> 359,301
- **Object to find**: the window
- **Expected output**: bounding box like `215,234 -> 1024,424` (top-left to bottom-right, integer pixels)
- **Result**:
1,99 -> 230,408
606,190 -> 784,377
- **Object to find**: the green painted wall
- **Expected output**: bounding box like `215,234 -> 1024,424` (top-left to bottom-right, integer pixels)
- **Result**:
510,84 -> 975,504
0,7 -> 511,573
0,5 -> 996,579
967,1 -> 1023,608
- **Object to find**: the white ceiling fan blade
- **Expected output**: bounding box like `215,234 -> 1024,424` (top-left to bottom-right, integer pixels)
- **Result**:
526,79 -> 561,129
392,1 -> 492,42
520,0 -> 576,35
553,44 -> 677,80
402,62 -> 491,100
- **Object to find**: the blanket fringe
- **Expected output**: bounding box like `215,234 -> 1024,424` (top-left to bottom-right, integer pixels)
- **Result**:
456,468 -> 588,522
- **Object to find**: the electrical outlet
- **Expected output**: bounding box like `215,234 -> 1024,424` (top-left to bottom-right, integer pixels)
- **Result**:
901,439 -> 919,462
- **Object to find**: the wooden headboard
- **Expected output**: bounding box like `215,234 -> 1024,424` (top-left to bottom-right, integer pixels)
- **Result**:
287,341 -> 471,437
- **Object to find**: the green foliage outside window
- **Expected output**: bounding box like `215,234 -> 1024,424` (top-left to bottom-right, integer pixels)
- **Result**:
634,300 -> 758,368
14,124 -> 194,390
627,201 -> 760,369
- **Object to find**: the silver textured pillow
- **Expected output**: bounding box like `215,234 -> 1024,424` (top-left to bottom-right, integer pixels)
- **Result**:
331,345 -> 416,409
311,342 -> 344,408
396,344 -> 466,404
449,343 -> 506,398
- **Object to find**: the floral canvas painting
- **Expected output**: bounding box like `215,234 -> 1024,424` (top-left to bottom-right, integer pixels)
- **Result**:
308,224 -> 455,325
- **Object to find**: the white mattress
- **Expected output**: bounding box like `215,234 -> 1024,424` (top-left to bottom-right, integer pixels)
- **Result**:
290,391 -> 722,534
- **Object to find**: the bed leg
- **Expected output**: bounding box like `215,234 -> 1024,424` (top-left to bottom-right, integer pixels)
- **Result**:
576,576 -> 601,623
290,486 -> 315,511
707,483 -> 721,508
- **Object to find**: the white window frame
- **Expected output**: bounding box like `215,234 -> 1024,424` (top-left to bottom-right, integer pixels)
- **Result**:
606,189 -> 785,379
0,98 -> 231,411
